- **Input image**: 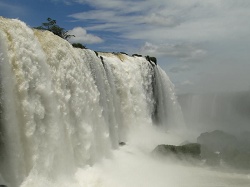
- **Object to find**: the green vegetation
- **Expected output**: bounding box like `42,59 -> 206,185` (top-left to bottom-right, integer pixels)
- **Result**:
35,18 -> 87,49
34,18 -> 74,40
72,43 -> 86,49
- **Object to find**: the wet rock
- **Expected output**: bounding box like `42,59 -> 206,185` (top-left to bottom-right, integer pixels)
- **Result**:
153,143 -> 201,160
94,51 -> 98,57
197,130 -> 238,152
132,54 -> 142,57
120,52 -> 128,55
119,142 -> 126,146
145,56 -> 157,66
200,146 -> 221,166
221,148 -> 250,169
197,130 -> 250,169
100,56 -> 104,66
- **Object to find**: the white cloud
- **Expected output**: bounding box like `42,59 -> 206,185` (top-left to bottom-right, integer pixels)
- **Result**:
67,1 -> 248,34
69,10 -> 116,22
65,0 -> 250,93
70,0 -> 153,13
140,42 -> 206,60
143,13 -> 180,27
68,27 -> 103,44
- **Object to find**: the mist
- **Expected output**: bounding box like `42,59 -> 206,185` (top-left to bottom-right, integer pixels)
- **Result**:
178,91 -> 250,134
16,123 -> 250,187
71,125 -> 250,187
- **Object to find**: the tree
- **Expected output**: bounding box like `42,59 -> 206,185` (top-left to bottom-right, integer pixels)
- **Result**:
35,18 -> 74,40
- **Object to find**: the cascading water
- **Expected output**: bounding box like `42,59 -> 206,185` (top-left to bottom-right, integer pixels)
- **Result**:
0,17 -> 184,186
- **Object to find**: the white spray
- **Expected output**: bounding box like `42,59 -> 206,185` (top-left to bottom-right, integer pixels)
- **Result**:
0,17 -> 185,186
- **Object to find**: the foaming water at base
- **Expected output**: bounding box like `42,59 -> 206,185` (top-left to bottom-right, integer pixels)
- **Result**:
20,126 -> 250,187
73,126 -> 250,187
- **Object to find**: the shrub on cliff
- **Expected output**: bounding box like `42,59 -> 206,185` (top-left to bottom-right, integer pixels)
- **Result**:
72,43 -> 86,49
35,18 -> 74,40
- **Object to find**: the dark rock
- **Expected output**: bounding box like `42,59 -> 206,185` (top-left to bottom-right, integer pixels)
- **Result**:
94,51 -> 98,57
100,56 -> 104,66
200,146 -> 221,166
197,130 -> 250,169
220,148 -> 250,169
145,56 -> 157,66
120,52 -> 128,55
149,56 -> 157,65
237,131 -> 250,152
153,143 -> 201,160
197,130 -> 238,152
132,54 -> 142,57
119,142 -> 126,146
197,130 -> 237,166
112,52 -> 127,55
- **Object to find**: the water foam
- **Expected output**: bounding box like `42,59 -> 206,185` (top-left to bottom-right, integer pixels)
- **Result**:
0,17 -> 184,186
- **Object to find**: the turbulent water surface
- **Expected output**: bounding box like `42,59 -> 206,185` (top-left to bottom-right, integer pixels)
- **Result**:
0,17 -> 249,187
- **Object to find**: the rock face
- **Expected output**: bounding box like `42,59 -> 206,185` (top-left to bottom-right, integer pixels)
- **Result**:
197,130 -> 238,152
119,142 -> 126,146
237,131 -> 250,151
153,131 -> 250,170
197,130 -> 250,169
145,56 -> 157,66
153,143 -> 201,160
132,54 -> 142,57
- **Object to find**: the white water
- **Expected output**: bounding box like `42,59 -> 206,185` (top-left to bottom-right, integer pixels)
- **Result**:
0,17 -> 249,187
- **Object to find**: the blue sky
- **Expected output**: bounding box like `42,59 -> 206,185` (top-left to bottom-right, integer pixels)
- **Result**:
1,0 -> 250,94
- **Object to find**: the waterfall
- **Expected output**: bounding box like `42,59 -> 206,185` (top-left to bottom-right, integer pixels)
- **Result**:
0,17 -> 183,186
